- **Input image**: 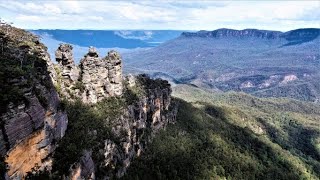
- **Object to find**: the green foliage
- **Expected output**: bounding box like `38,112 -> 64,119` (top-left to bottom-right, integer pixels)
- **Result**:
52,96 -> 129,177
0,27 -> 50,114
72,81 -> 85,92
136,74 -> 171,90
123,85 -> 320,180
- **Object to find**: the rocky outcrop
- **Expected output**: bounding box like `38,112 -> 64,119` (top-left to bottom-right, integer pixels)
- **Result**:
54,44 -> 80,99
80,47 -> 108,103
66,75 -> 177,179
0,24 -> 176,179
0,24 -> 68,178
55,45 -> 123,104
102,75 -> 177,179
104,50 -> 123,97
79,47 -> 123,103
55,44 -> 79,82
70,150 -> 95,180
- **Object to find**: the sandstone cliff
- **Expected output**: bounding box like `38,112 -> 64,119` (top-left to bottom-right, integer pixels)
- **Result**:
0,24 -> 68,178
0,24 -> 177,179
81,75 -> 177,179
52,45 -> 177,179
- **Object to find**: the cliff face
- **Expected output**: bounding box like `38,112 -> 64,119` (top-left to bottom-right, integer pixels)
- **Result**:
181,28 -> 282,39
0,24 -> 68,178
52,44 -> 177,179
181,28 -> 320,42
68,75 -> 177,179
0,24 -> 177,179
100,75 -> 176,179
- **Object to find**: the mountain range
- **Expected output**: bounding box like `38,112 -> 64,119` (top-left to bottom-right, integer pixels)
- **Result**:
1,23 -> 320,179
122,28 -> 320,102
32,28 -> 320,102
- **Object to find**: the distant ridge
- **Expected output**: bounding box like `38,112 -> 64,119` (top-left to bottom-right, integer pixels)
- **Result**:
181,28 -> 320,41
280,28 -> 320,46
123,27 -> 320,102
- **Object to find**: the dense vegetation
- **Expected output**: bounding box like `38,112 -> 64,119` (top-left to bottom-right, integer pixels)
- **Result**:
0,23 -> 49,114
122,85 -> 320,180
51,98 -> 123,178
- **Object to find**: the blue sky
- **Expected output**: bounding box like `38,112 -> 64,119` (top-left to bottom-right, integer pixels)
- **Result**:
0,0 -> 319,31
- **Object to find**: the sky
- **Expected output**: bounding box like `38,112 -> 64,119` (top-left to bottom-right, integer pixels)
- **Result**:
0,0 -> 319,31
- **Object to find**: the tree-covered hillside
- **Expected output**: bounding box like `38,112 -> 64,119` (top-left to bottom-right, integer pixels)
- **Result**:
122,85 -> 320,180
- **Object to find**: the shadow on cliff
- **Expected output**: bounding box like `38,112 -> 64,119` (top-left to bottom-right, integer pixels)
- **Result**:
51,99 -> 114,177
122,99 -> 319,180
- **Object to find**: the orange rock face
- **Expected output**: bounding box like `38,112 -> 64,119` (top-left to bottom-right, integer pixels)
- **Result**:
6,130 -> 47,177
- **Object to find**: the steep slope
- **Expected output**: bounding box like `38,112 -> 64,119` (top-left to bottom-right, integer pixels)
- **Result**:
123,28 -> 320,102
0,23 -> 67,178
50,74 -> 177,179
122,84 -> 320,179
1,25 -> 178,179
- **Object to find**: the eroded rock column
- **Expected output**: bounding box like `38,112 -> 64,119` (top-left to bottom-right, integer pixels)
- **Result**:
55,44 -> 79,82
80,47 -> 123,103
105,50 -> 123,97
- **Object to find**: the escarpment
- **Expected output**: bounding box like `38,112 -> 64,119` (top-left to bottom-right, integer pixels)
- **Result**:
0,24 -> 68,178
0,24 -> 177,179
52,45 -> 177,179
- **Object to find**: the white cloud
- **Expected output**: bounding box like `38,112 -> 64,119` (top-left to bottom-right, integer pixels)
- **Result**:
16,15 -> 42,22
114,30 -> 153,40
0,0 -> 319,30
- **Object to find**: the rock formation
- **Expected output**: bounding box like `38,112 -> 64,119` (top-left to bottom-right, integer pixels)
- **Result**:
54,44 -> 80,99
103,76 -> 176,178
53,46 -> 176,179
80,46 -> 109,103
55,45 -> 123,104
0,24 -> 68,179
104,50 -> 123,97
55,43 -> 79,82
70,75 -> 177,179
0,24 -> 176,179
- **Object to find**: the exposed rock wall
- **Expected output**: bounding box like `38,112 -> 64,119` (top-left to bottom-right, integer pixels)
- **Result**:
67,75 -> 177,179
104,50 -> 123,97
55,45 -> 123,104
53,44 -> 177,179
103,85 -> 177,178
0,25 -> 175,179
80,47 -> 108,103
54,44 -> 80,99
0,25 -> 68,179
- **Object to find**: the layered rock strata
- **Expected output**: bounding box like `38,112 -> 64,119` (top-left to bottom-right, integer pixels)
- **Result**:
0,25 -> 68,179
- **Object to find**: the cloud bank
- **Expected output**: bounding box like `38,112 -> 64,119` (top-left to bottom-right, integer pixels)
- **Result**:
0,0 -> 319,31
